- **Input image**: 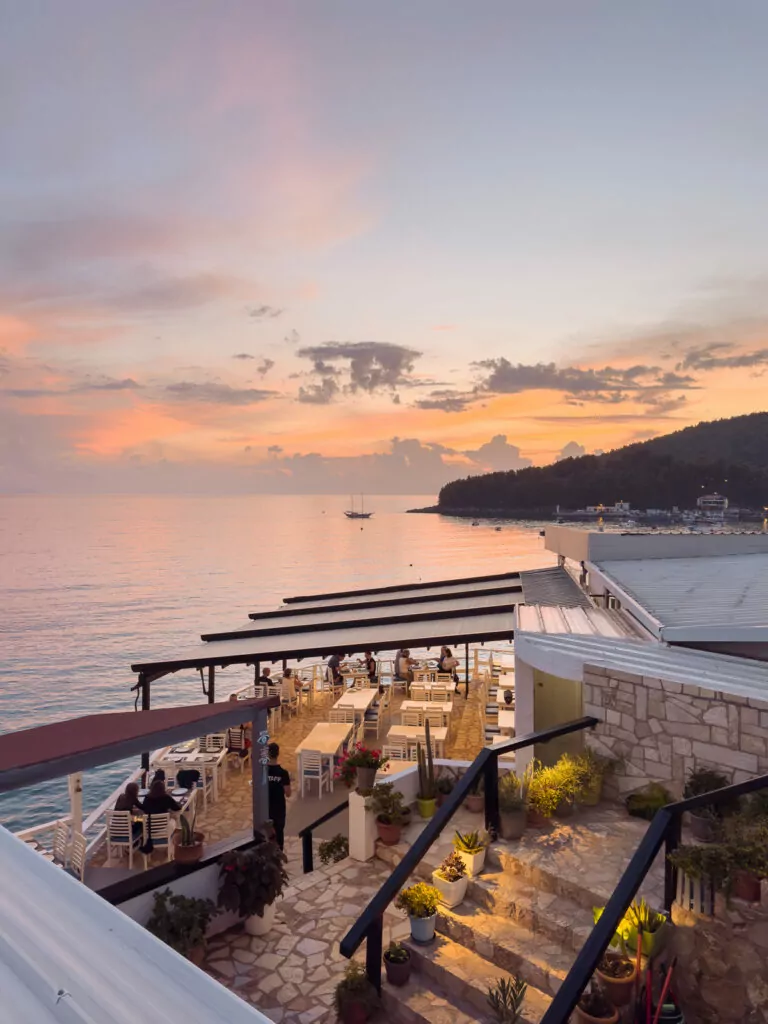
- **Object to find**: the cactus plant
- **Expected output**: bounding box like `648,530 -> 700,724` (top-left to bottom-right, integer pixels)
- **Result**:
416,720 -> 436,800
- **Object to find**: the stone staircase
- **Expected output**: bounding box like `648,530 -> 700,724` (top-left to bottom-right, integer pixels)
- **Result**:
376,815 -> 664,1024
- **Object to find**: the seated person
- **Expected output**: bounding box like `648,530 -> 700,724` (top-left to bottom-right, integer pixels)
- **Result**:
281,667 -> 298,704
115,782 -> 144,838
326,652 -> 343,688
395,648 -> 414,685
438,645 -> 459,682
259,666 -> 272,686
176,768 -> 201,790
364,650 -> 377,685
228,692 -> 252,755
141,779 -> 182,815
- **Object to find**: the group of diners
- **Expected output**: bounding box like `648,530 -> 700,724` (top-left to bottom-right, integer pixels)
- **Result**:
114,770 -> 187,851
394,645 -> 460,689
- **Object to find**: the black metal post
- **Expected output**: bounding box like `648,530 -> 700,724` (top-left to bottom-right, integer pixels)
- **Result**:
302,831 -> 314,874
140,672 -> 150,773
208,665 -> 215,704
365,916 -> 383,993
664,812 -> 681,912
464,642 -> 470,699
254,662 -> 260,685
484,753 -> 500,839
251,708 -> 269,836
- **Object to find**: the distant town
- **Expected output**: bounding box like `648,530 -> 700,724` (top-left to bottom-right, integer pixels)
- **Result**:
552,493 -> 768,526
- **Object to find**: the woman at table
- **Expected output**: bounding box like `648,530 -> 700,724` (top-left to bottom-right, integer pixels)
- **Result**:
141,778 -> 182,815
438,646 -> 459,682
115,782 -> 144,816
395,649 -> 414,687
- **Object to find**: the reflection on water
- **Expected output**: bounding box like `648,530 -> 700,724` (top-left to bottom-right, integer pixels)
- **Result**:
0,494 -> 552,830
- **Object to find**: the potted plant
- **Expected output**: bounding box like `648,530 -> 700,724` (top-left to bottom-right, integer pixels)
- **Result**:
146,888 -> 217,965
371,782 -> 406,845
498,771 -> 527,840
465,774 -> 484,814
526,760 -> 562,825
383,941 -> 412,986
416,723 -> 437,818
552,753 -> 588,817
432,850 -> 469,908
684,768 -> 731,842
453,828 -> 490,877
626,782 -> 673,821
576,749 -> 614,807
335,743 -> 389,793
218,838 -> 289,936
574,982 -> 619,1024
436,773 -> 455,807
334,961 -> 380,1023
319,833 -> 349,865
487,976 -> 527,1022
595,952 -> 637,1007
173,808 -> 205,865
593,898 -> 669,961
395,881 -> 441,944
669,820 -> 768,903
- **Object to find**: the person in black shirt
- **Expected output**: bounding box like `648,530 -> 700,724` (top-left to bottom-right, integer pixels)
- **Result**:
364,650 -> 377,685
266,742 -> 291,850
259,667 -> 272,686
141,779 -> 182,815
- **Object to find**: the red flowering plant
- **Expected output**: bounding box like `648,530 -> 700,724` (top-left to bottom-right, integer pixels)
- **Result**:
335,743 -> 389,787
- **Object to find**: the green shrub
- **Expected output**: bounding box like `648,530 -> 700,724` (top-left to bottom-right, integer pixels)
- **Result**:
395,882 -> 440,918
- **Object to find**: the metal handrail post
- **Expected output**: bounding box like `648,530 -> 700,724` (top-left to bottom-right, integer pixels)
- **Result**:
663,812 -> 682,912
302,831 -> 314,874
484,752 -> 500,839
365,916 -> 383,993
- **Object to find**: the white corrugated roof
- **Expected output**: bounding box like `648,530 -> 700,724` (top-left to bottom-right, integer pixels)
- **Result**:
275,573 -> 521,611
517,605 -> 637,638
133,607 -> 516,674
515,631 -> 768,701
593,554 -> 768,640
213,589 -> 522,639
0,826 -> 270,1024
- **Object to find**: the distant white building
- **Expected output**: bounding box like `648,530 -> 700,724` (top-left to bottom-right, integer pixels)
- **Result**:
697,492 -> 728,511
585,501 -> 631,514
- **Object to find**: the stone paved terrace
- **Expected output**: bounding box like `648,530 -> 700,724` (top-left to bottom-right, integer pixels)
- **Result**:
201,801 -> 670,1023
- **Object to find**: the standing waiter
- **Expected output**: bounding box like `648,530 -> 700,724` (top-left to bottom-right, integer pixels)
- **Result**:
266,742 -> 291,850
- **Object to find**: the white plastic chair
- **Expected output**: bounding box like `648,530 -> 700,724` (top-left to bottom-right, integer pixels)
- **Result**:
201,733 -> 227,753
430,686 -> 450,702
69,832 -> 87,882
300,751 -> 330,797
143,812 -> 175,867
382,741 -> 407,760
329,707 -> 355,723
227,727 -> 252,773
106,810 -> 141,869
409,684 -> 427,701
401,710 -> 422,727
52,820 -> 69,867
424,709 -> 445,729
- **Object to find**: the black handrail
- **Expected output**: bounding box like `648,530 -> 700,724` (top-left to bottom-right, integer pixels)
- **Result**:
297,799 -> 348,873
540,769 -> 768,1024
339,715 -> 598,989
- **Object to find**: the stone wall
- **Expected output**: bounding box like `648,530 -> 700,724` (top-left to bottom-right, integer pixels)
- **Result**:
671,897 -> 768,1023
582,663 -> 768,798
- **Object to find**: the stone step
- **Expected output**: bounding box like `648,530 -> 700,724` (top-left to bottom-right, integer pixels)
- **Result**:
403,932 -> 551,1023
436,900 -> 575,997
468,869 -> 595,954
381,972 -> 483,1024
486,839 -> 612,913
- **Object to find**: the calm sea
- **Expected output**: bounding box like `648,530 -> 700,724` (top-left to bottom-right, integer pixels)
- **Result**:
0,494 -> 552,832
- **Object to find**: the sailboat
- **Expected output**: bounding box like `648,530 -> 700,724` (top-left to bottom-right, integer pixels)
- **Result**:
345,494 -> 373,519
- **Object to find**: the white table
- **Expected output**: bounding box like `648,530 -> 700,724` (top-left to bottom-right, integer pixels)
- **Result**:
158,748 -> 228,799
386,724 -> 448,757
400,700 -> 453,726
335,688 -> 379,715
295,722 -> 353,792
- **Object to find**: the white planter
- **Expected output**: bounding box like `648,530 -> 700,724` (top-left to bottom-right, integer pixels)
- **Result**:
432,870 -> 468,908
244,900 -> 276,935
456,847 -> 486,877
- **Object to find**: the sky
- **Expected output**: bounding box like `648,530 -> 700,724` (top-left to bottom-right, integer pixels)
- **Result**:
2,0 -> 768,495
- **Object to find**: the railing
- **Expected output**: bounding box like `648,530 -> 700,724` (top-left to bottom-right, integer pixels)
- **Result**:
540,770 -> 768,1024
338,715 -> 598,991
298,799 -> 349,873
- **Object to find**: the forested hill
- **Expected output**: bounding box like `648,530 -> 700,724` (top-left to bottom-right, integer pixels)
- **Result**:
437,412 -> 768,513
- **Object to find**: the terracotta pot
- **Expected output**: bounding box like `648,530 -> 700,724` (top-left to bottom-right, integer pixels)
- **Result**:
356,767 -> 377,793
376,818 -> 402,845
187,944 -> 205,966
554,798 -> 574,818
732,869 -> 762,902
465,793 -> 484,813
339,1000 -> 371,1024
499,809 -> 526,840
383,953 -> 411,987
595,955 -> 637,1007
573,1005 -> 619,1024
526,807 -> 549,829
173,831 -> 205,864
417,797 -> 436,819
